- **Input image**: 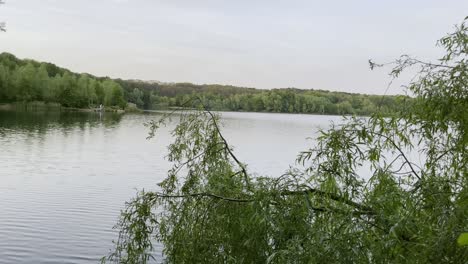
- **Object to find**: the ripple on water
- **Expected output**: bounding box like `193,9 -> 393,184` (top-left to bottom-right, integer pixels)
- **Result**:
0,110 -> 339,263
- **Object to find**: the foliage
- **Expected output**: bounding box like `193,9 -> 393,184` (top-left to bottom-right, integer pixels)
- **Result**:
0,0 -> 405,115
104,18 -> 468,263
0,53 -> 126,108
117,79 -> 409,115
0,51 -> 406,115
459,233 -> 468,246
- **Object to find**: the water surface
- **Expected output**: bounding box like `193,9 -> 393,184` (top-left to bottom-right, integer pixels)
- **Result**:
0,110 -> 341,263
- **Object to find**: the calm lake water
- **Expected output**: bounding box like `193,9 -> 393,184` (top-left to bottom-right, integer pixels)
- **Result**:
0,110 -> 342,263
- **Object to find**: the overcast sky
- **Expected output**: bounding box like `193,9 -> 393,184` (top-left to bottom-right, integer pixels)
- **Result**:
0,0 -> 466,94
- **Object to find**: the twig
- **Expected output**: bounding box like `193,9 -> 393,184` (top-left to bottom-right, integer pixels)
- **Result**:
345,129 -> 421,180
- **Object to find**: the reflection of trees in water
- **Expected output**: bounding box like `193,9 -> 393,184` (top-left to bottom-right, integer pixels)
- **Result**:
0,110 -> 123,137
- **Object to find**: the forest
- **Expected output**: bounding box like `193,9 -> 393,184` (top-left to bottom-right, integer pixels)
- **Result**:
118,80 -> 409,115
0,52 -> 126,108
0,52 -> 408,115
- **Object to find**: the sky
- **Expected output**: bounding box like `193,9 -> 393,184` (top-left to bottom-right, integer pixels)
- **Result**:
0,0 -> 467,95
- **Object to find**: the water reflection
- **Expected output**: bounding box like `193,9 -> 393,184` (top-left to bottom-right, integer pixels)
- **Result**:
0,110 -> 160,264
0,110 -> 123,136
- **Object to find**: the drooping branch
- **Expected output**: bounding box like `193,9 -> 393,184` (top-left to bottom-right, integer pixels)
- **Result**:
151,192 -> 253,203
370,131 -> 422,180
280,188 -> 374,214
146,97 -> 252,193
170,142 -> 226,176
150,186 -> 374,215
344,129 -> 422,180
145,97 -> 197,139
369,55 -> 455,72
202,106 -> 252,190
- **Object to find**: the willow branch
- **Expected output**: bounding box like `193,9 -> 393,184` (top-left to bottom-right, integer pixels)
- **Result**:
372,131 -> 421,180
153,187 -> 374,215
202,107 -> 252,190
153,192 -> 253,203
345,129 -> 421,180
280,188 -> 374,214
171,142 -> 226,175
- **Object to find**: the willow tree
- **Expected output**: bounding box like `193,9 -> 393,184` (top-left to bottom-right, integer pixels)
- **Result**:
105,18 -> 467,263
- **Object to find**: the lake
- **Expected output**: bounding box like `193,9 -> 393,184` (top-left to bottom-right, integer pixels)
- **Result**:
0,110 -> 342,263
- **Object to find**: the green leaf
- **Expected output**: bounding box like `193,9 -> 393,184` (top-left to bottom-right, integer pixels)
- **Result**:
457,233 -> 468,246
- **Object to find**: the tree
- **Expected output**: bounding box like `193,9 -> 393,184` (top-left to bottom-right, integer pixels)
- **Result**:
129,88 -> 144,108
56,72 -> 78,107
105,18 -> 467,263
0,52 -> 406,114
95,81 -> 105,105
0,52 -> 131,108
0,64 -> 9,100
36,64 -> 50,101
107,19 -> 467,264
76,74 -> 91,107
102,79 -> 125,108
14,63 -> 37,101
86,78 -> 98,106
112,85 -> 126,108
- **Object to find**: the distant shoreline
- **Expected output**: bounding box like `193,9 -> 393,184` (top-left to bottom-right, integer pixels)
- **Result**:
0,102 -> 388,117
0,102 -> 127,113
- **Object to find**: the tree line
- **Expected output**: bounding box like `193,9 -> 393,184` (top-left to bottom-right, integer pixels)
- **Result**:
0,52 -> 126,108
0,52 -> 409,115
119,80 -> 409,115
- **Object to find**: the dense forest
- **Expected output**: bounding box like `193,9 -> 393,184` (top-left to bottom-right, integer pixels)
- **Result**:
118,80 -> 409,115
0,52 -> 126,108
0,52 -> 409,115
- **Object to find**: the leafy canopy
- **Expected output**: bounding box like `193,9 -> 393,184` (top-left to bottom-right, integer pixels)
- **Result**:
105,18 -> 467,263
